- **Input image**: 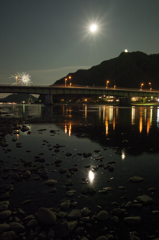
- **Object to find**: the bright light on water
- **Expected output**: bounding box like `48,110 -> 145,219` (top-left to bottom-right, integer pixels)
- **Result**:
88,170 -> 94,183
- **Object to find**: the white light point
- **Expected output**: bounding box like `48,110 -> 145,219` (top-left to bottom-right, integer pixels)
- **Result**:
124,49 -> 128,53
90,24 -> 97,33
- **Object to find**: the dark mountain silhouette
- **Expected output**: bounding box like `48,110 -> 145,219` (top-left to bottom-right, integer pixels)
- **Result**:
0,93 -> 37,103
53,51 -> 159,89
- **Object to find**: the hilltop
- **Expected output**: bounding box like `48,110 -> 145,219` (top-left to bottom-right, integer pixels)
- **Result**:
54,51 -> 159,89
0,93 -> 38,103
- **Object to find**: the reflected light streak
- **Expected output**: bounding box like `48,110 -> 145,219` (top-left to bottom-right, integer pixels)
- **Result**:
113,108 -> 116,131
16,130 -> 19,141
85,105 -> 87,119
143,108 -> 147,125
109,106 -> 113,123
147,108 -> 150,135
131,107 -> 135,125
64,124 -> 67,134
150,107 -> 153,125
103,106 -> 105,121
68,124 -> 72,137
121,149 -> 125,160
105,115 -> 108,136
88,170 -> 94,184
139,108 -> 143,133
157,107 -> 159,127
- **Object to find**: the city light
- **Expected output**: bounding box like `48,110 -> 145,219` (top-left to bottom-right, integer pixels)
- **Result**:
10,72 -> 32,86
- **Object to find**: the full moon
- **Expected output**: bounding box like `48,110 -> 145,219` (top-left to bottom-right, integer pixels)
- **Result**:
90,24 -> 97,32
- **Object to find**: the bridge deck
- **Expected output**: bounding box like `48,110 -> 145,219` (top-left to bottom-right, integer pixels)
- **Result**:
0,85 -> 159,97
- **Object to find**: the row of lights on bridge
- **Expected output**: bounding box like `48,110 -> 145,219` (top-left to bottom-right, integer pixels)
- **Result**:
106,80 -> 152,91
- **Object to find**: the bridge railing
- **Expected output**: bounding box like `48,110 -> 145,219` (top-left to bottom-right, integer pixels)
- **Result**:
0,84 -> 159,93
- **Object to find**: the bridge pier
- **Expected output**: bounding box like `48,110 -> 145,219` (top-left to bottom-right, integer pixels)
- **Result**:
45,95 -> 53,105
119,97 -> 131,106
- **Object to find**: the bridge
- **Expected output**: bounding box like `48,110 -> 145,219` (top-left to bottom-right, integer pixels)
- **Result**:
0,84 -> 159,105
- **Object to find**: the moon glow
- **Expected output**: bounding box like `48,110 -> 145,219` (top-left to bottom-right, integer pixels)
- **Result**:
90,24 -> 97,32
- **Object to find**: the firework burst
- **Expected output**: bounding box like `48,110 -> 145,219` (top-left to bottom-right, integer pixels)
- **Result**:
10,72 -> 32,85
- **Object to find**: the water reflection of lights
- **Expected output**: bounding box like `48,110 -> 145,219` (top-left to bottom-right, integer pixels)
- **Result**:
85,105 -> 87,119
131,106 -> 135,125
157,107 -> 159,127
88,170 -> 94,183
68,124 -> 72,137
139,108 -> 143,133
64,123 -> 72,136
109,106 -> 113,123
64,124 -> 67,134
121,149 -> 125,160
113,108 -> 116,131
105,115 -> 108,135
147,108 -> 150,135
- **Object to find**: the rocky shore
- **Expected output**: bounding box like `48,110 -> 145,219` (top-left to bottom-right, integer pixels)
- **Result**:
0,116 -> 159,240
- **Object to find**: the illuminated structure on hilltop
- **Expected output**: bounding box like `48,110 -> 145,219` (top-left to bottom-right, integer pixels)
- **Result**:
10,72 -> 32,86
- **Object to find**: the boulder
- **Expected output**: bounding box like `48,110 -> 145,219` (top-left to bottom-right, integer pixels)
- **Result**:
0,210 -> 12,221
96,210 -> 109,221
136,195 -> 153,204
129,176 -> 144,183
124,216 -> 141,224
36,207 -> 56,225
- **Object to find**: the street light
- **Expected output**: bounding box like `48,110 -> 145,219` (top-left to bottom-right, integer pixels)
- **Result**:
15,75 -> 18,86
141,83 -> 144,90
68,76 -> 72,86
149,82 -> 152,91
65,78 -> 67,87
106,80 -> 109,89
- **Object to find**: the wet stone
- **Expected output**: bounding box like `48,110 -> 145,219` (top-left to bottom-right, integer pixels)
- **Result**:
81,186 -> 96,195
55,219 -> 70,238
0,231 -> 16,240
96,210 -> 109,221
0,210 -> 12,221
60,199 -> 70,211
136,195 -> 153,204
66,190 -> 76,197
36,207 -> 57,225
45,179 -> 57,186
67,209 -> 82,219
9,222 -> 25,233
96,236 -> 108,240
123,216 -> 141,224
59,168 -> 67,174
0,223 -> 10,233
129,176 -> 145,183
81,208 -> 91,216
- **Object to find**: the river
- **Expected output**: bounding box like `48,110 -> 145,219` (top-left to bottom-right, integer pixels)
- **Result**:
0,103 -> 159,240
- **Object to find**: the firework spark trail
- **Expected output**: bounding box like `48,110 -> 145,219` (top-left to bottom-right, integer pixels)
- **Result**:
10,72 -> 32,85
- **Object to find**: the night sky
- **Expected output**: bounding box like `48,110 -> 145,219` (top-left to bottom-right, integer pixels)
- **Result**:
0,0 -> 159,90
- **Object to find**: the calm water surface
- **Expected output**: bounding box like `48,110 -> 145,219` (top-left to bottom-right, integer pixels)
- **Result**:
1,104 -> 159,239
